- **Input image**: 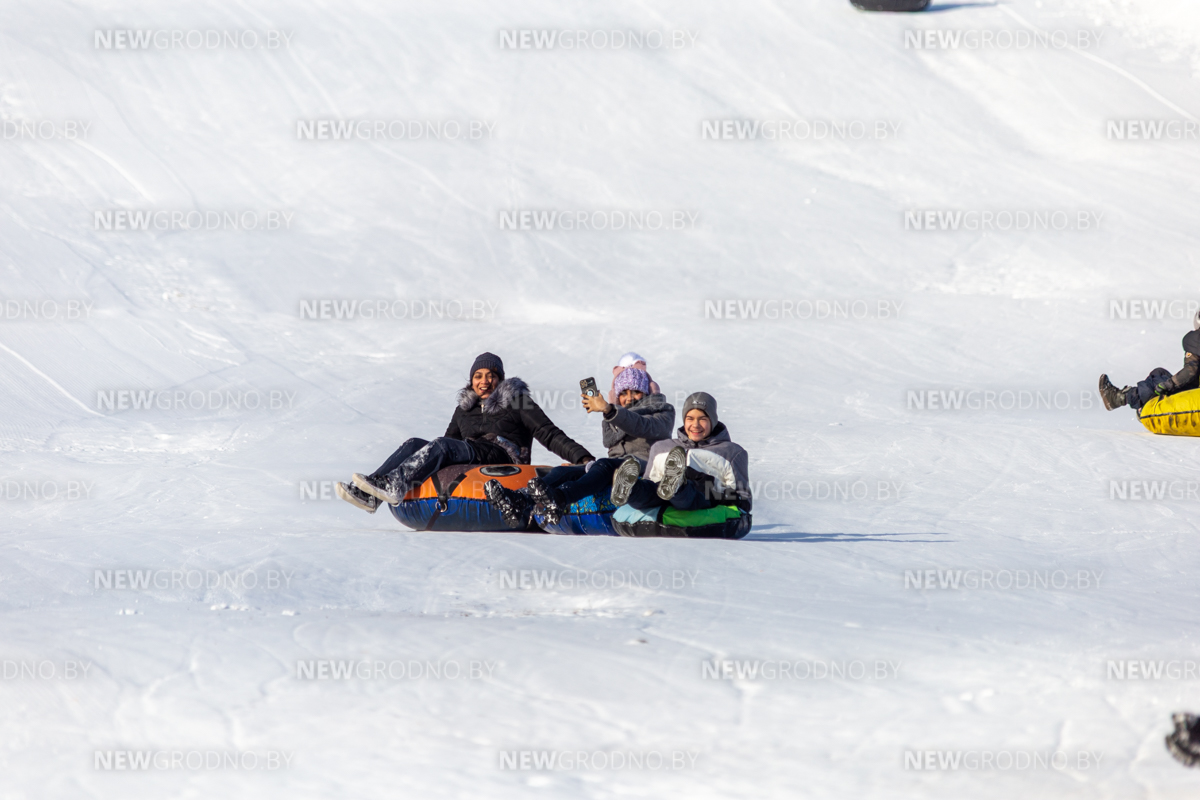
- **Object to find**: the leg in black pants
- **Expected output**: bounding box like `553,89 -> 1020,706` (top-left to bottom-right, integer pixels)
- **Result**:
371,437 -> 430,478
544,458 -> 624,506
371,436 -> 481,494
626,477 -> 710,512
1126,367 -> 1175,412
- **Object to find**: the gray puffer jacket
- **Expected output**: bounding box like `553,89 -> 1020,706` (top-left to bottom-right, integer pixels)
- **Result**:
643,423 -> 752,513
601,393 -> 675,459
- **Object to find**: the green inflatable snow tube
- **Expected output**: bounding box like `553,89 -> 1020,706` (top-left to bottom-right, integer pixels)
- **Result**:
611,504 -> 752,539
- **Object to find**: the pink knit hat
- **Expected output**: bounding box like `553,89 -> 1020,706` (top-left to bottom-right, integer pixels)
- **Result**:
607,352 -> 661,403
613,366 -> 651,395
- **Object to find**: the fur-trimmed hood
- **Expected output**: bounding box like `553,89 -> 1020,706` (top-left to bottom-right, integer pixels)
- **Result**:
445,376 -> 593,465
456,377 -> 530,415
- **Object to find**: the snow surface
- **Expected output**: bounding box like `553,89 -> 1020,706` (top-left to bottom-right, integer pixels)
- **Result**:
3,0 -> 1200,797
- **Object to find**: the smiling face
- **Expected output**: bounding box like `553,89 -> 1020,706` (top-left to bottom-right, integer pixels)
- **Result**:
472,368 -> 500,399
617,389 -> 645,408
684,409 -> 712,441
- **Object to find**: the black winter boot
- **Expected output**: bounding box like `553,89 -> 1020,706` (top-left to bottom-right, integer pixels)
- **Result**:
353,472 -> 403,505
484,480 -> 532,529
527,477 -> 567,525
657,446 -> 689,501
336,481 -> 379,513
1098,374 -> 1129,411
1167,712 -> 1200,767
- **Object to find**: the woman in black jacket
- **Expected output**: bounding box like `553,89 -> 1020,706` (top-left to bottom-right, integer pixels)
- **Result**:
338,353 -> 594,512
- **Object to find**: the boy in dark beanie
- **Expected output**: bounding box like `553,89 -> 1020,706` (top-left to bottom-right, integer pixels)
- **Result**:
1099,311 -> 1200,412
337,352 -> 593,515
610,391 -> 752,514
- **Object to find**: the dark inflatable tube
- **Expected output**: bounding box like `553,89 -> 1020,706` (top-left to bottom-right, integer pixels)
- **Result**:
389,463 -> 550,532
610,505 -> 753,540
535,491 -> 619,536
850,0 -> 929,11
611,516 -> 752,539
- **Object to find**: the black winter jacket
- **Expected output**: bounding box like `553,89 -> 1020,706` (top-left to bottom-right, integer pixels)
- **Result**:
444,377 -> 593,465
1157,332 -> 1200,394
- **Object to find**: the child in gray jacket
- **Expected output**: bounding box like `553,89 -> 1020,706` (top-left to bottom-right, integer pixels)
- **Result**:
611,391 -> 752,515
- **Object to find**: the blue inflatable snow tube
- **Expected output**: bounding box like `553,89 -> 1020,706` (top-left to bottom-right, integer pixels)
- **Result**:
391,495 -> 517,532
534,491 -> 619,536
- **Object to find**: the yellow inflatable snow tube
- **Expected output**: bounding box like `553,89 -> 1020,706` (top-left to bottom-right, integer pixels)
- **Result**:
1139,388 -> 1200,436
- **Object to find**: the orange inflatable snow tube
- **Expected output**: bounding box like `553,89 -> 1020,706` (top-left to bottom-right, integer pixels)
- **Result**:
390,464 -> 549,531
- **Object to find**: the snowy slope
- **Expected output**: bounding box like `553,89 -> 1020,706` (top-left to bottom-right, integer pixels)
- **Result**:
3,0 -> 1200,797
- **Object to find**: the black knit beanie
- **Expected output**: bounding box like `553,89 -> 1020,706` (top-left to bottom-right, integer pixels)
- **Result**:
1183,331 -> 1200,358
469,352 -> 504,379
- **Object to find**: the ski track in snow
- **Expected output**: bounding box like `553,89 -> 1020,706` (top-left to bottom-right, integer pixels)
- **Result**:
3,0 -> 1200,797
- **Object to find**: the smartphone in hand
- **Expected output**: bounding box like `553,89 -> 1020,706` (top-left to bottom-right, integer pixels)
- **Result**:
580,377 -> 599,398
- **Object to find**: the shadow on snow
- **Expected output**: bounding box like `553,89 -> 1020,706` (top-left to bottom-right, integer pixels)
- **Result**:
745,524 -> 951,543
924,2 -> 999,12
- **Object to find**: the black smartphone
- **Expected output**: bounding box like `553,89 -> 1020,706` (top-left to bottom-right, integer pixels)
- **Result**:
580,377 -> 599,398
